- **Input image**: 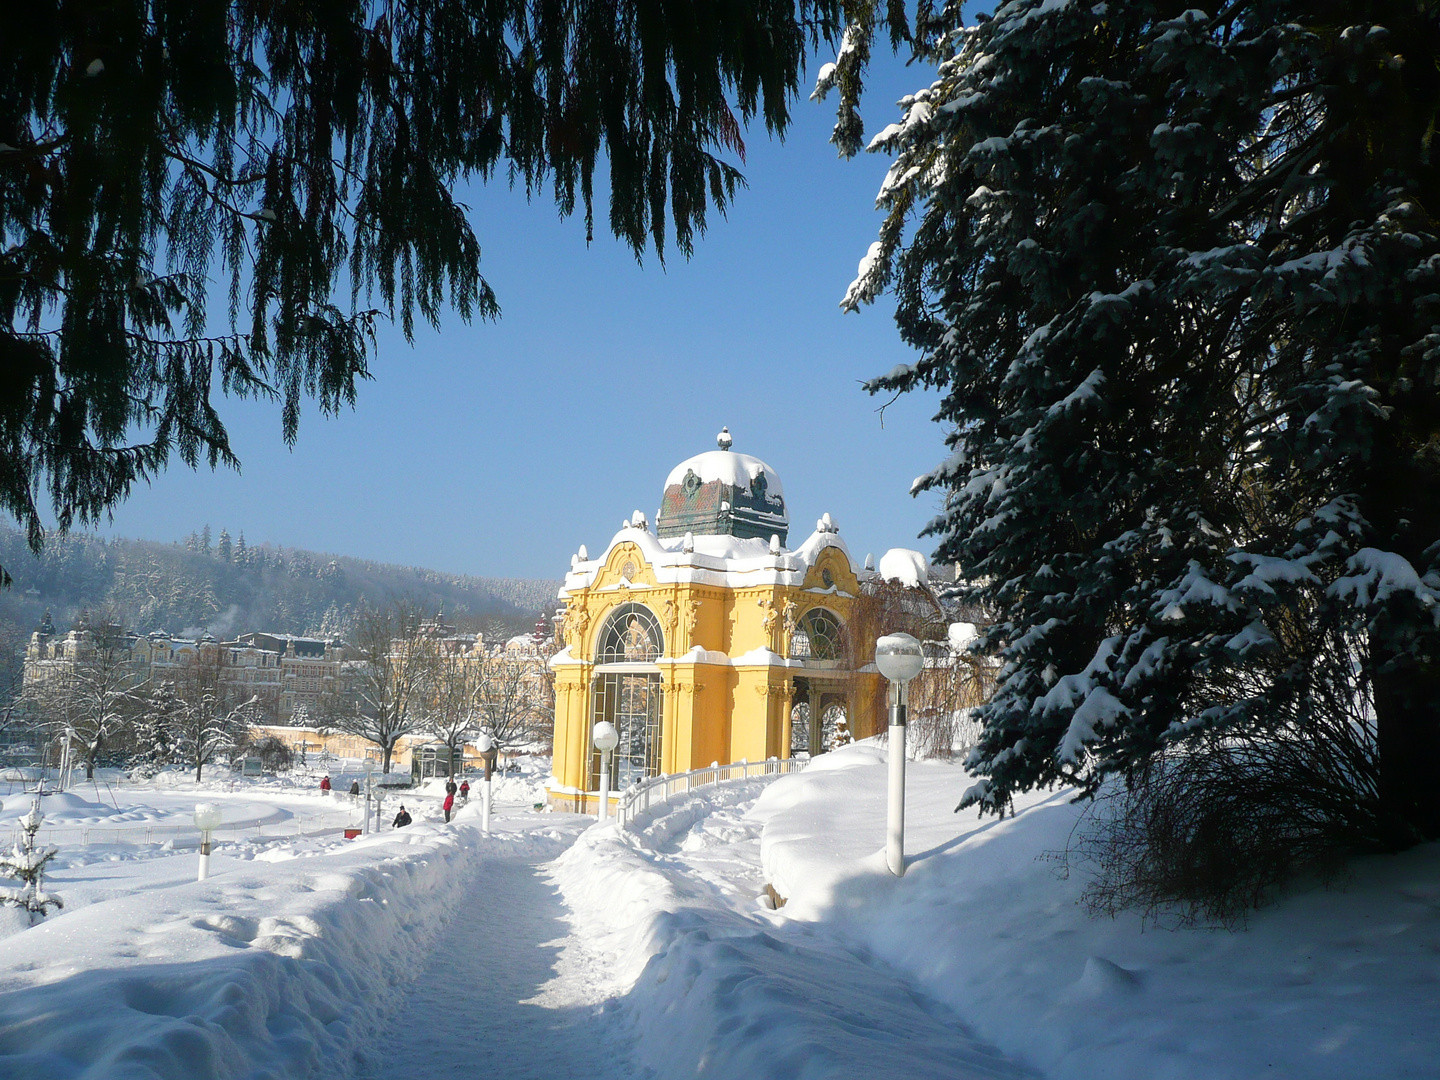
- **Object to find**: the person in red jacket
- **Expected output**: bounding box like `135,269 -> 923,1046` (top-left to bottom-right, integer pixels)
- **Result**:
319,775 -> 331,792
443,789 -> 455,823
459,779 -> 470,803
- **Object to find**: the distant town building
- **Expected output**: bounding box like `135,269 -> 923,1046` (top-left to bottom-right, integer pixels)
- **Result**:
24,614 -> 352,724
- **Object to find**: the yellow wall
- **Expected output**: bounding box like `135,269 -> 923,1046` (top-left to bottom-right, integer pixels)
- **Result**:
548,538 -> 880,810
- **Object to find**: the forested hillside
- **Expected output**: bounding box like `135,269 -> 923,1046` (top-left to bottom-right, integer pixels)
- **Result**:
0,526 -> 560,644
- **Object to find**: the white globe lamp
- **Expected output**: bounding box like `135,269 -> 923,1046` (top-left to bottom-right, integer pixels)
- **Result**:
593,721 -> 620,823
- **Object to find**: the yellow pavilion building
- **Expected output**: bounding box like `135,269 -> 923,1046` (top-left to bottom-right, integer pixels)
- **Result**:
547,430 -> 883,812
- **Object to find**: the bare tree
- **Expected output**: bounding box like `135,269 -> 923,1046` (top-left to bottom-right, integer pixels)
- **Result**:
25,618 -> 146,778
907,631 -> 995,758
418,650 -> 480,770
173,653 -> 259,782
328,601 -> 432,773
472,655 -> 545,751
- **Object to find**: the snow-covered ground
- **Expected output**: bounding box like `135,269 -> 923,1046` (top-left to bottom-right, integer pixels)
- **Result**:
0,760 -> 562,1078
552,779 -> 1031,1080
3,746 -> 1435,1079
748,744 -> 1440,1080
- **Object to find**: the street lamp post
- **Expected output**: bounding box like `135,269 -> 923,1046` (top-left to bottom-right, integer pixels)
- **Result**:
592,721 -> 619,824
362,760 -> 376,835
194,803 -> 223,881
476,732 -> 496,835
875,633 -> 925,877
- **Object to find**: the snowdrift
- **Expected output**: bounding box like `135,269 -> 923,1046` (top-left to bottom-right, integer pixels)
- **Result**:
749,743 -> 1440,1080
551,781 -> 1029,1080
0,815 -> 569,1080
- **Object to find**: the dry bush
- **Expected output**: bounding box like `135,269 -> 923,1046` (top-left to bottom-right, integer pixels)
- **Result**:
1074,636 -> 1383,926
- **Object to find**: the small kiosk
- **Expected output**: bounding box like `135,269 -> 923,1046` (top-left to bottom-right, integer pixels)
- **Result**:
409,742 -> 463,785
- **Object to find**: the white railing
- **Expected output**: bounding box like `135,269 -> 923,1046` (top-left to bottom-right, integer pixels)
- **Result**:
13,807 -> 365,849
615,755 -> 807,827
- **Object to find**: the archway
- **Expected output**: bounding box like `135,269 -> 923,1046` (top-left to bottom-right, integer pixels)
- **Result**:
589,603 -> 665,790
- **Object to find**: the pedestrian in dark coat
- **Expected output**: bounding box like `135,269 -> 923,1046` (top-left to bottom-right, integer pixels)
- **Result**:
393,805 -> 412,828
350,779 -> 361,796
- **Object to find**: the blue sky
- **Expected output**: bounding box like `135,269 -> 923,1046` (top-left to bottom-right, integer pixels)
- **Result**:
84,56 -> 947,582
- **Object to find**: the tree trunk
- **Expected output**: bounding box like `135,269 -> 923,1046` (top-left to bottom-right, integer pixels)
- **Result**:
382,742 -> 393,775
1372,659 -> 1440,848
195,759 -> 204,783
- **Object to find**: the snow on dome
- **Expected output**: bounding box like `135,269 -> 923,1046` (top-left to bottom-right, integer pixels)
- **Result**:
879,548 -> 930,587
662,449 -> 785,500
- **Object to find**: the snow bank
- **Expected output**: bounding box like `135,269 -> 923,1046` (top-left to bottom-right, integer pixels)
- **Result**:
751,743 -> 1440,1080
0,812 -> 574,1080
552,781 -> 1028,1079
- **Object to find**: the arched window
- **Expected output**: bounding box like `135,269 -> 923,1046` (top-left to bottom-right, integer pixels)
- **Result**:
594,603 -> 665,664
591,603 -> 664,790
791,609 -> 844,662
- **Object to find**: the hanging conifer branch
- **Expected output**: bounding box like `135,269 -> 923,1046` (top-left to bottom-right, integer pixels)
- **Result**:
2,0 -> 879,585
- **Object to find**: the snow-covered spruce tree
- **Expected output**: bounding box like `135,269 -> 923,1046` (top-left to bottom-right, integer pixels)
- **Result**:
0,801 -> 62,924
836,2 -> 1440,850
133,680 -> 182,775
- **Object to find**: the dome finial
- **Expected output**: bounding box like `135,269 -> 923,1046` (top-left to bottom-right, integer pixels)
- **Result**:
716,426 -> 732,450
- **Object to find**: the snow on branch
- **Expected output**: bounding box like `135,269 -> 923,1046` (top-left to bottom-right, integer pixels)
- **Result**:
1329,548 -> 1440,622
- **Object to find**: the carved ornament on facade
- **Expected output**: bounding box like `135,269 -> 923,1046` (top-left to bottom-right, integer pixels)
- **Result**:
565,603 -> 590,649
757,597 -> 778,635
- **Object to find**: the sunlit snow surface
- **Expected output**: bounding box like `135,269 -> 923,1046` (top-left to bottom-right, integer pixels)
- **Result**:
748,744 -> 1440,1080
3,749 -> 1438,1079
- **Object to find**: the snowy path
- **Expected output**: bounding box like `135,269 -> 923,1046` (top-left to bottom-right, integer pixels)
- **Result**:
348,793 -> 1036,1080
353,854 -> 634,1080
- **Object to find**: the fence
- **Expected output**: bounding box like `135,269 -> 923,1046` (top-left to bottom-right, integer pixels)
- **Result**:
11,806 -> 366,849
615,756 -> 806,828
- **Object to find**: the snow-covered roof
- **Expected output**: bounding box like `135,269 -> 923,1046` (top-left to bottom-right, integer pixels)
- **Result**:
662,449 -> 785,501
559,518 -> 856,596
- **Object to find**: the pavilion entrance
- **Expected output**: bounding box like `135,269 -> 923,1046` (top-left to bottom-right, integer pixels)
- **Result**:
586,603 -> 665,792
789,677 -> 852,756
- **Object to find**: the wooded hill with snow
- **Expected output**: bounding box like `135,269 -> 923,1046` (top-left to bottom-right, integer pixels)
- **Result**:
0,526 -> 559,645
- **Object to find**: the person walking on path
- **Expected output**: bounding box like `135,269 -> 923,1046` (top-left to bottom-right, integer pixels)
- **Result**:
459,779 -> 470,803
443,789 -> 455,823
350,779 -> 361,797
320,776 -> 331,793
393,805 -> 412,828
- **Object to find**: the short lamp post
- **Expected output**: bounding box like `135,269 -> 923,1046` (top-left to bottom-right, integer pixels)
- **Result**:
476,732 -> 496,835
875,633 -> 924,877
592,721 -> 619,824
362,760 -> 376,835
194,802 -> 223,881
59,727 -> 76,793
